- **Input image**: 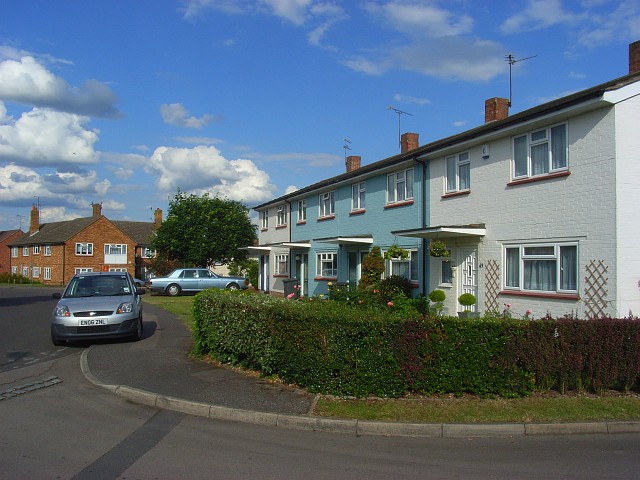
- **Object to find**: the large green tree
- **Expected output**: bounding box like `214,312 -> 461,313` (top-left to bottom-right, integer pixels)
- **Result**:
152,190 -> 257,268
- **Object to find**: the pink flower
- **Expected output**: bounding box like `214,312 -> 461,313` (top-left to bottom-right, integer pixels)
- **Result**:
287,293 -> 295,299
526,309 -> 533,315
506,303 -> 512,308
387,301 -> 393,307
373,289 -> 379,294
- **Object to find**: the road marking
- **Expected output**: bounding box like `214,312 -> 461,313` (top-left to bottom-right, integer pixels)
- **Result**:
0,376 -> 62,400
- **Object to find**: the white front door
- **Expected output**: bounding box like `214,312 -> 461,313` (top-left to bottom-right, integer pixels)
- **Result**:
459,248 -> 478,312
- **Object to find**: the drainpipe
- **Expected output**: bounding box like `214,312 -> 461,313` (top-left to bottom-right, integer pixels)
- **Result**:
414,156 -> 429,297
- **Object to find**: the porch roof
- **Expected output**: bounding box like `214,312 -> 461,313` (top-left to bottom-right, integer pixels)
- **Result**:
279,242 -> 311,249
239,246 -> 272,255
392,224 -> 486,239
315,236 -> 374,245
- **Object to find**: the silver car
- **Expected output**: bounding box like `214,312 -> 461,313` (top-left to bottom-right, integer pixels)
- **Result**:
148,268 -> 249,296
51,272 -> 145,346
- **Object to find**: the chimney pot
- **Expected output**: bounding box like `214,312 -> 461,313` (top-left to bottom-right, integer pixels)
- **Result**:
401,132 -> 419,153
485,97 -> 510,123
630,40 -> 640,74
346,155 -> 361,172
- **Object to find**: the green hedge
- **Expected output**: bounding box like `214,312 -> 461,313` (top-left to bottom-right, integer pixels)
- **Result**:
192,290 -> 640,398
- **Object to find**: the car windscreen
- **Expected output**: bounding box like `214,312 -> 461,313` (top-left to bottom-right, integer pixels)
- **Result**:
64,275 -> 133,297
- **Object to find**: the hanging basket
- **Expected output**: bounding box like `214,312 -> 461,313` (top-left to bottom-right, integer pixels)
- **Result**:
384,244 -> 409,260
429,240 -> 450,257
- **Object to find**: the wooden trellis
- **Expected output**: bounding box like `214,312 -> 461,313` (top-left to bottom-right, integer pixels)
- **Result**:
583,260 -> 609,319
484,259 -> 501,312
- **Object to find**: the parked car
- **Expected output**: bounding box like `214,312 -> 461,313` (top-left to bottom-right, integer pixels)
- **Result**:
148,268 -> 249,296
133,277 -> 148,287
51,271 -> 145,346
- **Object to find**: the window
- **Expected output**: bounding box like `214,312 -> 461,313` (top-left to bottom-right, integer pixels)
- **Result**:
23,247 -> 28,256
11,247 -> 18,258
319,191 -> 335,218
275,254 -> 289,275
297,199 -> 306,222
351,182 -> 365,211
316,252 -> 337,278
75,268 -> 93,274
44,245 -> 52,256
276,205 -> 288,227
387,168 -> 414,204
44,267 -> 51,280
440,251 -> 453,285
104,244 -> 127,255
513,124 -> 567,179
22,266 -> 29,276
32,267 -> 40,278
260,210 -> 269,230
76,243 -> 93,256
504,243 -> 578,293
445,152 -> 470,193
11,266 -> 17,275
142,247 -> 156,258
385,249 -> 419,282
33,245 -> 41,255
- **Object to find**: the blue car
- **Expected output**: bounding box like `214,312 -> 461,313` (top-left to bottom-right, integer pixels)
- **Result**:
148,268 -> 249,296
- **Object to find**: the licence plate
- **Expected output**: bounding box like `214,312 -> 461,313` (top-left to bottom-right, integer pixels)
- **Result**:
79,318 -> 107,326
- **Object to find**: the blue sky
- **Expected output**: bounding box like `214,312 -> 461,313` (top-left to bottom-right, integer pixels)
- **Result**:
1,0 -> 638,230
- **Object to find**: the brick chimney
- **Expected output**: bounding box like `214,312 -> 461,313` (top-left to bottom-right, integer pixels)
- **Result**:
92,202 -> 102,217
401,133 -> 419,153
485,97 -> 510,123
29,204 -> 39,236
346,155 -> 361,173
630,40 -> 640,74
154,208 -> 163,228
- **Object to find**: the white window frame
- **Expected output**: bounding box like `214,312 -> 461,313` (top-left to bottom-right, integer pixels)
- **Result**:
75,243 -> 93,256
440,251 -> 453,286
32,266 -> 40,278
351,182 -> 365,211
513,123 -> 568,179
11,266 -> 18,275
387,168 -> 414,204
504,242 -> 578,294
11,247 -> 18,258
109,268 -> 127,272
142,247 -> 156,258
276,205 -> 288,227
75,267 -> 93,274
23,247 -> 29,257
274,254 -> 289,276
260,210 -> 269,230
104,244 -> 127,255
384,249 -> 419,282
44,267 -> 51,280
316,252 -> 338,278
32,245 -> 41,255
445,152 -> 470,193
297,199 -> 306,222
319,191 -> 335,218
22,266 -> 29,277
44,245 -> 52,256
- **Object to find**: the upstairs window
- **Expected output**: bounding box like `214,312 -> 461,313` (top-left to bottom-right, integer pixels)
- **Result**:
260,210 -> 269,230
445,152 -> 470,193
23,247 -> 29,257
297,199 -> 306,222
104,244 -> 127,255
44,245 -> 52,256
513,124 -> 567,179
351,182 -> 365,211
276,205 -> 288,227
75,243 -> 93,256
33,245 -> 41,255
319,191 -> 335,218
387,168 -> 414,204
142,247 -> 156,258
11,247 -> 18,258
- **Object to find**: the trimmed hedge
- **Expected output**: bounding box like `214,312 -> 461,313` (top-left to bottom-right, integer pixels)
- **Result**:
192,290 -> 640,398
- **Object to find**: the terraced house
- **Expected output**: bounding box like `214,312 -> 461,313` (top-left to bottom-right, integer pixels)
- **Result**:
9,204 -> 161,285
252,41 -> 640,319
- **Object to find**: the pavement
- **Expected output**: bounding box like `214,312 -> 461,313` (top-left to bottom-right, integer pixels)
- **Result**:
81,301 -> 640,438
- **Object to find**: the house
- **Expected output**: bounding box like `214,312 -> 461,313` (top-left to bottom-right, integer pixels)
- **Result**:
253,40 -> 640,317
8,203 -> 161,285
0,229 -> 24,274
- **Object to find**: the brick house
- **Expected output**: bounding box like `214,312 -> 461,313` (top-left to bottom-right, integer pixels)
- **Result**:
8,204 -> 161,285
0,229 -> 24,274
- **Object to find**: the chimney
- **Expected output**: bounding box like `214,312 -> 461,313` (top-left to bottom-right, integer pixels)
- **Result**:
154,208 -> 163,228
29,204 -> 39,236
401,132 -> 419,153
346,155 -> 361,173
630,40 -> 640,74
92,202 -> 102,217
485,97 -> 510,123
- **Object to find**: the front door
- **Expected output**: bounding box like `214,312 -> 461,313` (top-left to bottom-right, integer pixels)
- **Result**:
459,248 -> 478,312
294,253 -> 308,297
348,251 -> 368,288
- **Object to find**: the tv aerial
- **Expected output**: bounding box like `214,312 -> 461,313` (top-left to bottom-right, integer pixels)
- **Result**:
506,53 -> 537,107
388,106 -> 413,151
343,138 -> 351,163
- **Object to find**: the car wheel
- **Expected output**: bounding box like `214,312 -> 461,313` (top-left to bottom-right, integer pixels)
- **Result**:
51,334 -> 65,347
226,283 -> 239,291
166,284 -> 181,296
131,316 -> 143,341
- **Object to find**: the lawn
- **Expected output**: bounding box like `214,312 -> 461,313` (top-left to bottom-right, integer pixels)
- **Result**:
143,294 -> 640,424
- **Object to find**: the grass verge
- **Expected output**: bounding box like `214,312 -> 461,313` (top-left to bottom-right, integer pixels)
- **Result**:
143,294 -> 640,424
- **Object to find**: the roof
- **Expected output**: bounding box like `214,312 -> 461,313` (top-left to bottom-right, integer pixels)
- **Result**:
112,221 -> 157,245
0,230 -> 23,243
253,70 -> 640,211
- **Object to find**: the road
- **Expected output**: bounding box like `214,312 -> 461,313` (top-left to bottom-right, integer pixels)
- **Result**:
1,285 -> 639,479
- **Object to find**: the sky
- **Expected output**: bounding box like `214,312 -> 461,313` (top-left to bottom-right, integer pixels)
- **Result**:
1,0 -> 639,231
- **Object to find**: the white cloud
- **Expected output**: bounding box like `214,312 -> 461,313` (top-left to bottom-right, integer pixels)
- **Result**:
0,54 -> 120,118
147,145 -> 277,203
284,185 -> 299,194
160,103 -> 219,129
393,93 -> 431,106
263,0 -> 312,25
0,104 -> 99,166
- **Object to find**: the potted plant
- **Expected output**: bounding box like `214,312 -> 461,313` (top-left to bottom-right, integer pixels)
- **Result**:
428,289 -> 446,317
384,244 -> 409,260
458,293 -> 477,318
429,240 -> 450,257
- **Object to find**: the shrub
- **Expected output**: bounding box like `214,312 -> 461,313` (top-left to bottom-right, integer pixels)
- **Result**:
458,293 -> 476,311
359,246 -> 384,290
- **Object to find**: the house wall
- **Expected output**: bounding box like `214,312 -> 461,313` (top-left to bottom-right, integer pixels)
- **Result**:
256,203 -> 291,294
0,231 -> 23,274
12,244 -> 66,285
427,105 -> 619,318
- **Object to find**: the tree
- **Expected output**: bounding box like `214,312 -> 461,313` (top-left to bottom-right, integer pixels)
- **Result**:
228,258 -> 259,287
152,190 -> 257,268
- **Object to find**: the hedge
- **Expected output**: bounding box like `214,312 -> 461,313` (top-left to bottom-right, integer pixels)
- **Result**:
192,290 -> 640,398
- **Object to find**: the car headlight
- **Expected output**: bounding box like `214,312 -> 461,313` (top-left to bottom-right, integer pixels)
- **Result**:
117,302 -> 134,314
54,304 -> 71,317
